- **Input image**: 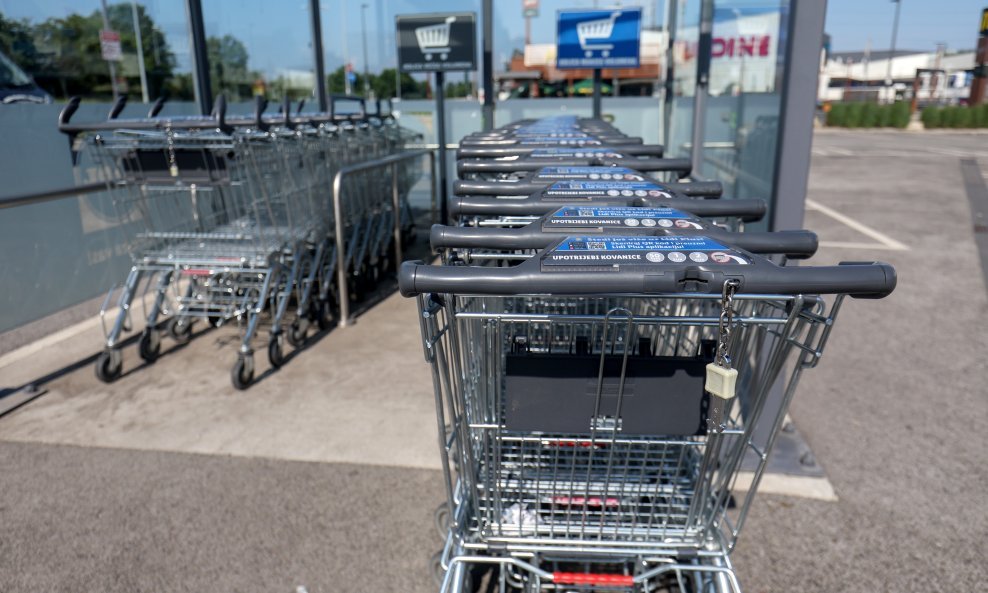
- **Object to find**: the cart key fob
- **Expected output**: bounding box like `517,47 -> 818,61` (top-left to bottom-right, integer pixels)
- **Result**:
705,363 -> 738,432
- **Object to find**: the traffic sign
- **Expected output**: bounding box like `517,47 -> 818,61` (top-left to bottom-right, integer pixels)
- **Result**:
396,12 -> 477,72
100,30 -> 122,62
556,8 -> 641,69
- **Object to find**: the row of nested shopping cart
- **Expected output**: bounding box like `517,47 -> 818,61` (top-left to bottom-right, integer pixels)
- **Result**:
399,115 -> 897,592
59,94 -> 422,389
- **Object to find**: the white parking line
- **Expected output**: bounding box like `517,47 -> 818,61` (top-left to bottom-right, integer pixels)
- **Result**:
805,199 -> 909,251
733,471 -> 838,502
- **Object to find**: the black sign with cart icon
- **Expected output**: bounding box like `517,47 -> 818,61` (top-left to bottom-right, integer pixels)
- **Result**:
396,12 -> 477,72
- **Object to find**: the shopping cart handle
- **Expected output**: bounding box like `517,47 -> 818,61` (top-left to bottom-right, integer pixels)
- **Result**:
58,96 -> 82,129
662,181 -> 723,198
399,254 -> 896,298
453,180 -> 544,196
148,96 -> 166,118
430,225 -> 818,259
254,95 -> 270,132
211,94 -> 233,134
449,195 -> 766,222
727,230 -> 818,259
331,94 -> 367,121
607,157 -> 691,176
456,143 -> 665,159
107,95 -> 127,120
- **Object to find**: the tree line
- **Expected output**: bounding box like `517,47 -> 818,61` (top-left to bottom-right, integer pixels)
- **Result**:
0,5 -> 473,103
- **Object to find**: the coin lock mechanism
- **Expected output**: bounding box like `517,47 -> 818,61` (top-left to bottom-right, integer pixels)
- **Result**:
705,279 -> 739,432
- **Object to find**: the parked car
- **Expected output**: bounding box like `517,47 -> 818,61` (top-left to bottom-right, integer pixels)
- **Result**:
0,50 -> 51,104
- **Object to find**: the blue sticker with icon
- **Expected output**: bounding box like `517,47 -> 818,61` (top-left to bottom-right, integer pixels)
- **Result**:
542,180 -> 671,200
543,235 -> 750,267
534,166 -> 644,181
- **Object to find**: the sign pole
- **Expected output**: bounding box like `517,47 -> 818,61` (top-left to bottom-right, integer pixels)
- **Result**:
435,70 -> 449,224
592,68 -> 602,118
482,0 -> 495,130
99,0 -> 119,101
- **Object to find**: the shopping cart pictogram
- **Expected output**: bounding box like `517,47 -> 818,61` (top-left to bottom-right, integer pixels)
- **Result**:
576,11 -> 621,57
415,16 -> 456,61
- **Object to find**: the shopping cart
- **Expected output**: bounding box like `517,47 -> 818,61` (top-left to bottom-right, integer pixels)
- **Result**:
59,94 -> 422,388
402,235 -> 896,592
577,11 -> 622,56
416,16 -> 456,61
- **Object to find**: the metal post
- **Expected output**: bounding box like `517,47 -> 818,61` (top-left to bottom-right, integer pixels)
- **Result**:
429,151 -> 438,225
361,3 -> 372,98
391,163 -> 403,267
310,0 -> 328,111
690,0 -> 714,175
185,0 -> 212,115
130,2 -> 149,103
663,0 -> 677,146
331,149 -> 434,327
435,70 -> 449,224
342,0 -> 352,95
592,69 -> 602,118
482,0 -> 495,130
885,0 -> 902,99
771,0 -> 827,231
99,0 -> 119,101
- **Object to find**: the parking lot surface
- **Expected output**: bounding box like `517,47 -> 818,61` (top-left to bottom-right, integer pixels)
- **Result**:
1,129 -> 986,592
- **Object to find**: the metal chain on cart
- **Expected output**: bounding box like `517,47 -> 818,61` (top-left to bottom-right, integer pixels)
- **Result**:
707,279 -> 741,432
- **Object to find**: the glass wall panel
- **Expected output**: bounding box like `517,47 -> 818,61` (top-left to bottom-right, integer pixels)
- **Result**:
201,0 -> 315,102
667,0 -> 789,229
0,0 -> 194,102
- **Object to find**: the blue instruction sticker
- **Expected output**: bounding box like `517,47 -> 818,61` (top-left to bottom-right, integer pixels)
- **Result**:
519,137 -> 603,146
542,180 -> 672,200
513,132 -> 590,139
529,148 -> 625,159
534,166 -> 645,181
543,206 -> 705,231
543,235 -> 750,267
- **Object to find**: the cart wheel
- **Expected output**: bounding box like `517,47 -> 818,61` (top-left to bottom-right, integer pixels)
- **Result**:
431,551 -> 445,588
231,356 -> 254,390
349,272 -> 364,302
286,318 -> 307,349
434,503 -> 451,539
95,350 -> 123,383
167,317 -> 194,343
268,334 -> 286,368
314,298 -> 336,331
208,315 -> 223,328
138,328 -> 161,363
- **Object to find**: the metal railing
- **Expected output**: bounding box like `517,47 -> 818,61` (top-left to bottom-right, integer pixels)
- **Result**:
0,181 -> 115,210
332,148 -> 436,327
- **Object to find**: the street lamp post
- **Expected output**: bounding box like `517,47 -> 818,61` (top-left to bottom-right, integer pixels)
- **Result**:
341,0 -> 352,95
361,3 -> 372,99
885,0 -> 902,103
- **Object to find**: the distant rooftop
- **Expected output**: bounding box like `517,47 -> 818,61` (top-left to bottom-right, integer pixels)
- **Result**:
829,49 -> 928,62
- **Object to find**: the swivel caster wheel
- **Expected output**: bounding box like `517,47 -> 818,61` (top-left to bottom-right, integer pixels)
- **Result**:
286,318 -> 308,349
167,317 -> 194,343
138,328 -> 161,363
95,349 -> 123,383
231,355 -> 255,390
268,334 -> 286,368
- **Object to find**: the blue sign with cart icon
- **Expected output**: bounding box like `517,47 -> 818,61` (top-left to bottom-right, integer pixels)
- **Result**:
556,8 -> 642,69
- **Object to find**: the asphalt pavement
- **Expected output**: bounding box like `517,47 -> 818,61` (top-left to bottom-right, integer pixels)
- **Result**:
1,129 -> 986,592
